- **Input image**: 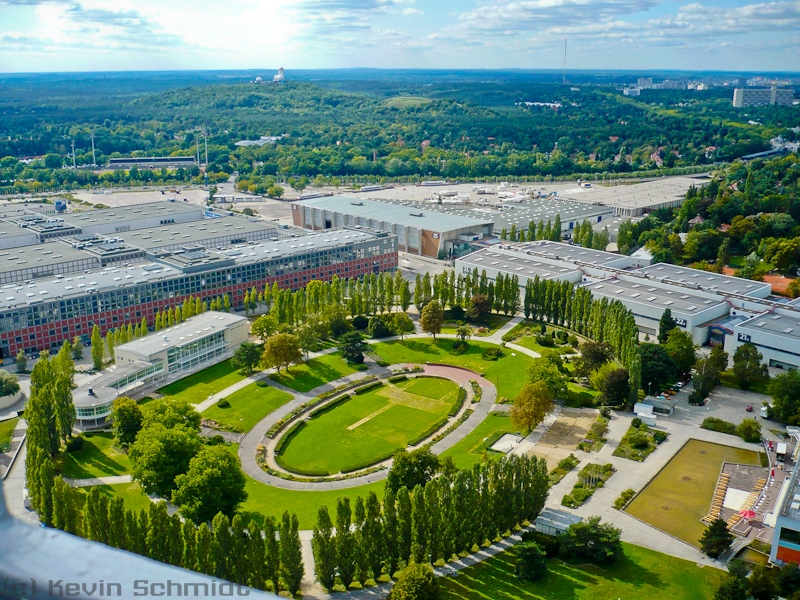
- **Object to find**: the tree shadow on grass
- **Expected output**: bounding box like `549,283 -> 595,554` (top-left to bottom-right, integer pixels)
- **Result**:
61,436 -> 129,479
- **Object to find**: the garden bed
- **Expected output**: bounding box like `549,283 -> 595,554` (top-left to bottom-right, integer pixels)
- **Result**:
561,463 -> 614,508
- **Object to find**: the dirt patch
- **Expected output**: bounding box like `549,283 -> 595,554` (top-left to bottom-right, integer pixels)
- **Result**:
537,411 -> 594,450
723,267 -> 794,295
528,448 -> 572,472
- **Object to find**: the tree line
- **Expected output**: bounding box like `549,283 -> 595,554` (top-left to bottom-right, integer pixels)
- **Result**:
312,454 -> 549,591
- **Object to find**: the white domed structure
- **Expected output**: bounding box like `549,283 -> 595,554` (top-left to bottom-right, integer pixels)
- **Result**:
255,76 -> 263,83
273,67 -> 285,83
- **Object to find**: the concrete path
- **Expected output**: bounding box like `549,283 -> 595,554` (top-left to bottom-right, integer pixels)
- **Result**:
0,441 -> 39,526
66,474 -> 133,488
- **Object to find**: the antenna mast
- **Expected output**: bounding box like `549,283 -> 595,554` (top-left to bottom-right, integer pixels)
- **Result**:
71,140 -> 76,169
203,126 -> 208,167
562,38 -> 567,84
91,132 -> 96,166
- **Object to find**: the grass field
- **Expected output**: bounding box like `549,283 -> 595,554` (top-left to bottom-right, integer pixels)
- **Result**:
625,439 -> 761,547
0,417 -> 19,450
157,359 -> 246,404
383,96 -> 432,109
439,541 -> 722,600
241,477 -> 385,530
373,339 -> 535,400
276,377 -> 459,474
74,481 -> 152,514
440,412 -> 520,469
58,432 -> 132,479
202,382 -> 293,432
269,353 -> 361,393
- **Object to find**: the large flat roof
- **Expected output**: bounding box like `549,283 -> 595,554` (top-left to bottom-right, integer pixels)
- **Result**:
635,263 -> 772,297
293,195 -> 493,232
738,311 -> 800,343
458,247 -> 580,280
518,240 -> 628,266
0,228 -> 389,311
117,311 -> 246,357
585,277 -> 727,314
358,196 -> 612,232
555,176 -> 707,210
114,216 -> 284,250
0,243 -> 98,276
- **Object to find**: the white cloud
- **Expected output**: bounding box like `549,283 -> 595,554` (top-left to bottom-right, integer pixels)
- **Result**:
402,7 -> 423,15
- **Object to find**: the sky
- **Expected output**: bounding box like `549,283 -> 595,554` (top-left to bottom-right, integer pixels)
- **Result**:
0,0 -> 798,73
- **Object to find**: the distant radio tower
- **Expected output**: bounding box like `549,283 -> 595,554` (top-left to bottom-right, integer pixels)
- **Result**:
90,132 -> 96,166
563,38 -> 567,84
71,140 -> 76,169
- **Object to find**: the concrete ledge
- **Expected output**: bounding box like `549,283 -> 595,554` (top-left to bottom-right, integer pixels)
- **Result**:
0,390 -> 22,411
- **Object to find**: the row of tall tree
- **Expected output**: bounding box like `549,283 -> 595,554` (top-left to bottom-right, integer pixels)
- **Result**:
312,455 -> 549,591
47,481 -> 304,595
499,216 -> 563,243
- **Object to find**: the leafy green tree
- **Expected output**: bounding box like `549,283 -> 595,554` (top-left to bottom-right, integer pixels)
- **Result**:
526,360 -> 568,399
383,487 -> 400,575
386,448 -> 440,494
212,512 -> 233,581
71,336 -> 84,360
336,497 -> 356,588
261,332 -> 302,373
312,505 -> 337,591
246,519 -> 267,590
575,341 -> 613,378
658,308 -> 678,344
251,314 -> 277,341
15,349 -> 27,374
264,516 -> 281,594
748,564 -> 779,600
338,330 -> 368,364
516,541 -> 547,581
588,361 -> 618,393
411,484 -> 428,564
769,369 -> 800,424
230,341 -> 262,375
396,486 -> 413,567
732,343 -> 768,391
700,518 -> 734,558
601,368 -> 630,406
110,396 -> 143,448
559,516 -> 623,563
387,563 -> 439,600
182,518 -> 198,573
90,325 -> 104,370
172,445 -> 248,522
420,299 -> 443,338
391,312 -> 415,340
510,382 -> 553,433
280,511 -> 304,596
141,397 -> 201,431
129,424 -> 201,498
639,343 -> 676,394
714,561 -> 749,600
363,491 -> 385,580
664,329 -> 697,375
465,293 -> 492,324
736,419 -> 762,443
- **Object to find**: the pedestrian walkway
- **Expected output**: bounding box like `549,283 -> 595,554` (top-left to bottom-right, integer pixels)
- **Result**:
66,474 -> 133,488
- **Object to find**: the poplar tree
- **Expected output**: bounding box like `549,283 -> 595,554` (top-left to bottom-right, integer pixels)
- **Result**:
364,491 -> 385,580
212,512 -> 233,581
411,484 -> 428,564
108,496 -> 126,550
195,524 -> 215,576
383,487 -> 400,576
396,486 -> 413,567
147,502 -> 170,563
264,516 -> 281,594
247,520 -> 267,590
312,505 -> 337,592
336,497 -> 356,588
231,514 -> 249,584
279,511 -> 304,596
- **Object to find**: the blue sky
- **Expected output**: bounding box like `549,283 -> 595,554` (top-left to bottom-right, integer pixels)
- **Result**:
0,0 -> 797,72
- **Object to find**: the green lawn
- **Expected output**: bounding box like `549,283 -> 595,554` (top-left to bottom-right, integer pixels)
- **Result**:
58,432 -> 132,479
440,413 -> 520,469
625,439 -> 760,547
277,378 -> 458,475
157,359 -> 246,404
439,542 -> 722,600
0,417 -> 19,450
719,370 -> 771,395
74,481 -> 152,514
202,382 -> 293,432
269,353 -> 361,393
514,337 -> 575,355
373,339 -> 535,400
241,477 -> 385,530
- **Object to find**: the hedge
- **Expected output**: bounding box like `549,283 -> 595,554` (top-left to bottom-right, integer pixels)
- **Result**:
388,375 -> 408,383
700,417 -> 737,436
274,420 -> 306,455
407,416 -> 449,447
448,387 -> 467,417
354,381 -> 383,395
308,395 -> 352,419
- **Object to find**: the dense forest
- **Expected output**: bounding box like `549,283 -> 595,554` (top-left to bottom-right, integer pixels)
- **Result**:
618,154 -> 800,292
0,71 -> 798,193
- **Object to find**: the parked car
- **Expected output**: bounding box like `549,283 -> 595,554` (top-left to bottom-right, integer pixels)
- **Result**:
746,405 -> 754,413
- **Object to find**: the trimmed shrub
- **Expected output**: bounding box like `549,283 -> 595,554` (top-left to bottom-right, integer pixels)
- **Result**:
535,335 -> 555,347
388,375 -> 408,383
217,399 -> 231,408
701,417 -> 737,436
614,488 -> 637,510
630,417 -> 642,428
309,395 -> 351,419
65,435 -> 85,453
520,531 -> 560,557
450,340 -> 468,355
448,387 -> 467,417
354,381 -> 383,395
481,347 -> 504,361
353,315 -> 369,330
652,430 -> 668,444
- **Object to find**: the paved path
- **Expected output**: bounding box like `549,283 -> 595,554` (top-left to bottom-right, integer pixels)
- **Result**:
65,474 -> 133,488
0,440 -> 39,526
241,363 -> 497,491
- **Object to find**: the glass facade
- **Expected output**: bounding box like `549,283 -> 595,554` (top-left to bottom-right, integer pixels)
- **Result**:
109,360 -> 164,390
167,331 -> 228,373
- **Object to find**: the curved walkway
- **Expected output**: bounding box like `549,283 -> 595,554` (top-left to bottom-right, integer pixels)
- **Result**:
238,363 -> 498,491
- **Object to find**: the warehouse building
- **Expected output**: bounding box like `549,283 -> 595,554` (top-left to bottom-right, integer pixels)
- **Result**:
291,196 -> 492,258
74,311 -> 248,427
726,308 -> 800,371
0,224 -> 397,359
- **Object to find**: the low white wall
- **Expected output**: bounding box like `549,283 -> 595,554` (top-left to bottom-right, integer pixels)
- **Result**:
0,389 -> 22,410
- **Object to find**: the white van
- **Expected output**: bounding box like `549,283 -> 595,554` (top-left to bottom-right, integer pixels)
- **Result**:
761,404 -> 771,419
